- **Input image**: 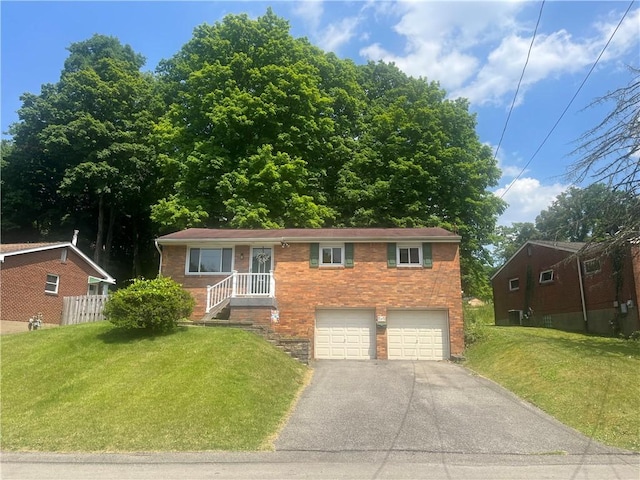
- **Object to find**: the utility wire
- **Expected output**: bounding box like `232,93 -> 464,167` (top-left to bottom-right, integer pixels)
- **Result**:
499,0 -> 636,199
493,0 -> 545,165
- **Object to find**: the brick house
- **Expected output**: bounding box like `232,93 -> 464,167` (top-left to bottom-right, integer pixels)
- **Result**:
491,240 -> 640,337
156,228 -> 463,360
0,242 -> 116,324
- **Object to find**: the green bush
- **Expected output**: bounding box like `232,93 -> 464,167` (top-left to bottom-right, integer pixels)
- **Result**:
104,277 -> 195,332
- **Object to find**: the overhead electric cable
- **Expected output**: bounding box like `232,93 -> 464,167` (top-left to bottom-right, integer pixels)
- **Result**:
499,0 -> 636,200
493,0 -> 545,164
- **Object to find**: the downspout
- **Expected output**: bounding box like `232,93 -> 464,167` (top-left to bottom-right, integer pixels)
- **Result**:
154,240 -> 163,276
577,256 -> 588,333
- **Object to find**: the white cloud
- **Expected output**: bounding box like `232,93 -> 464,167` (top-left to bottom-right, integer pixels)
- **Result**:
291,1 -> 324,31
291,0 -> 361,54
359,3 -> 640,106
317,16 -> 361,53
494,177 -> 569,225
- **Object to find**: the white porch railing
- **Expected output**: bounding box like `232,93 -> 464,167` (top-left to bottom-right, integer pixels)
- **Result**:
206,271 -> 275,313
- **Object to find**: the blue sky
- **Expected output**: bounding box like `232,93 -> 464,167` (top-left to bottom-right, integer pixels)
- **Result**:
2,1 -> 638,226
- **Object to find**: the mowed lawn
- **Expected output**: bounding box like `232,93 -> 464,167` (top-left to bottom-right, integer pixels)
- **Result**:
464,320 -> 640,452
1,322 -> 309,452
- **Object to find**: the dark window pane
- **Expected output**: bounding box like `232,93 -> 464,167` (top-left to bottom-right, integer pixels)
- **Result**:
409,248 -> 419,263
322,248 -> 332,264
222,248 -> 233,272
189,249 -> 200,272
399,248 -> 409,264
332,248 -> 342,264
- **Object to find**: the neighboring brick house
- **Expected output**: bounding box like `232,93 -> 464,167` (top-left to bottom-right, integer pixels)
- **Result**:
491,240 -> 640,337
156,228 -> 463,360
0,242 -> 116,324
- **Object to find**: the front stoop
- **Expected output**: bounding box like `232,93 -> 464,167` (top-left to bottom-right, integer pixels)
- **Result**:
185,318 -> 310,364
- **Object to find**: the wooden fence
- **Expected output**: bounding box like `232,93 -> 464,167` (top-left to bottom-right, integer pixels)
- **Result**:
61,295 -> 108,325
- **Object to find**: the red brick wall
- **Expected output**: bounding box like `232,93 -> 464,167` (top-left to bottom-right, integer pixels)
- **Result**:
161,241 -> 464,358
492,243 -> 640,334
1,248 -> 100,324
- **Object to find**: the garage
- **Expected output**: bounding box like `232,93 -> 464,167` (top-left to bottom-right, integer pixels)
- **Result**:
387,310 -> 449,360
315,309 -> 376,359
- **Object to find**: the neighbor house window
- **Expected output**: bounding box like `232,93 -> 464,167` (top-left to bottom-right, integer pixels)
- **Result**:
188,248 -> 233,273
398,245 -> 421,266
320,244 -> 343,266
584,259 -> 601,274
509,278 -> 520,291
539,269 -> 554,283
45,274 -> 59,294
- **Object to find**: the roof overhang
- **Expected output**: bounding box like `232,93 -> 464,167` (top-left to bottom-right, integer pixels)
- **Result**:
0,242 -> 116,284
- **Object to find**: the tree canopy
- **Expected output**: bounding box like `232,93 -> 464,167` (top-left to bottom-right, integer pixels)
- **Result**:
2,10 -> 505,296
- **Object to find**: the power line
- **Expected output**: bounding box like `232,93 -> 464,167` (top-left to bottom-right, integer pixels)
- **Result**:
493,0 -> 545,164
499,0 -> 636,200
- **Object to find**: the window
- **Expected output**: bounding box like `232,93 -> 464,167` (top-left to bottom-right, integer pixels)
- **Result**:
398,245 -> 421,266
584,259 -> 601,274
45,274 -> 59,294
539,269 -> 554,283
509,278 -> 520,291
320,245 -> 343,266
188,248 -> 233,273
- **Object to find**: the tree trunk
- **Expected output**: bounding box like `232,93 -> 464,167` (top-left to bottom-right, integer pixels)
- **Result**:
104,205 -> 116,272
132,220 -> 141,277
94,195 -> 105,265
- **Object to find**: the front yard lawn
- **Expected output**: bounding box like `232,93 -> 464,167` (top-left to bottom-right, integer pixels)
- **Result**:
1,322 -> 309,452
464,324 -> 640,451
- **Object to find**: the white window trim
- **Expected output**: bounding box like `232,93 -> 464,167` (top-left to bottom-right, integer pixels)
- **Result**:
509,278 -> 520,291
397,244 -> 422,267
185,246 -> 235,275
319,244 -> 344,267
45,274 -> 59,294
539,269 -> 554,284
583,259 -> 601,275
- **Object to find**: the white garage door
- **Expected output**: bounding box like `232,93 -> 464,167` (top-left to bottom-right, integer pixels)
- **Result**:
387,310 -> 449,360
315,309 -> 376,359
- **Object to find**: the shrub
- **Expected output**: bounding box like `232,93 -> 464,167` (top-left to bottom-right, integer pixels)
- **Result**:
104,277 -> 195,332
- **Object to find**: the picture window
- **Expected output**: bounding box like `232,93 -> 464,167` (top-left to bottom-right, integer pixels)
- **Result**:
509,278 -> 520,291
188,248 -> 233,273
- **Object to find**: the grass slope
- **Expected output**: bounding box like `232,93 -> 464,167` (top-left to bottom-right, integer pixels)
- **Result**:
1,322 -> 308,452
464,318 -> 640,451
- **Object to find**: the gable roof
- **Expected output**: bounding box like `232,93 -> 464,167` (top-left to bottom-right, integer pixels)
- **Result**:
0,242 -> 116,284
156,227 -> 461,244
490,240 -> 587,281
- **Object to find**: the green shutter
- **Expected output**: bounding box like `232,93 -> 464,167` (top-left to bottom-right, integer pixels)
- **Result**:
422,243 -> 433,268
310,243 -> 319,268
387,243 -> 397,267
345,243 -> 354,268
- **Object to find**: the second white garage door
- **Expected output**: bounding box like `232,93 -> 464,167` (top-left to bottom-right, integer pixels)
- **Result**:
387,310 -> 449,360
315,309 -> 376,359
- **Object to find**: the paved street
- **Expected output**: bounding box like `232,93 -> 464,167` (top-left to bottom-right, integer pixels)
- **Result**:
2,361 -> 638,479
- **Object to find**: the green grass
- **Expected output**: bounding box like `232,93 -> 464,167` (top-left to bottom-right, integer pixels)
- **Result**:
1,322 -> 308,452
464,317 -> 640,452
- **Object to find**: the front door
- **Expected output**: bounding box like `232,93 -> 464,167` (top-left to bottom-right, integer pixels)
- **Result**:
250,247 -> 272,294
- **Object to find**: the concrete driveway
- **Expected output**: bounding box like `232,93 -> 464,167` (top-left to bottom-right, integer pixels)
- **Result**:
275,360 -> 624,455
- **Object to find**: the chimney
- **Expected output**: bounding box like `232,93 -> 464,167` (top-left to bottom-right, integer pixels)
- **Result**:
72,230 -> 79,246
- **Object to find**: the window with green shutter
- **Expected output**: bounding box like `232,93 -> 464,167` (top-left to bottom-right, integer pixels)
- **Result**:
310,243 -> 319,268
387,243 -> 397,267
345,243 -> 354,268
422,243 -> 433,268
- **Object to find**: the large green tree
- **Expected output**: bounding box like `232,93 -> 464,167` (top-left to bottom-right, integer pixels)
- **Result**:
2,34 -> 162,276
535,184 -> 632,243
153,10 -> 504,296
